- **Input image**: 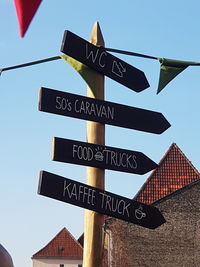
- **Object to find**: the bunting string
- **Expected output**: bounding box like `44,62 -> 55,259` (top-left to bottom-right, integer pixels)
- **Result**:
2,49 -> 200,73
1,48 -> 200,94
0,48 -> 159,74
105,47 -> 158,60
0,56 -> 61,72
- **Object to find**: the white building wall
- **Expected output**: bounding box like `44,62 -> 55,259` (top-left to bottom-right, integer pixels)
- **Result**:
32,258 -> 82,267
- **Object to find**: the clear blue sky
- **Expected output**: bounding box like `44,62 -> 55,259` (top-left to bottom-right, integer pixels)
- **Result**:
1,1 -> 200,266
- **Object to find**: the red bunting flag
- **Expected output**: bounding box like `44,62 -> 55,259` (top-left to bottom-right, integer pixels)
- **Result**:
14,0 -> 42,37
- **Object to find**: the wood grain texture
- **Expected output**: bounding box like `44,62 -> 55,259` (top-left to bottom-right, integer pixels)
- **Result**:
83,22 -> 105,267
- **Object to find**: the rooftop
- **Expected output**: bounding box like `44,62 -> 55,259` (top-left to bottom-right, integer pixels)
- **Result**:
32,227 -> 83,259
134,143 -> 200,204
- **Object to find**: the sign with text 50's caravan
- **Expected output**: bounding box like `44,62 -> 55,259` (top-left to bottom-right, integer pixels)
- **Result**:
38,171 -> 166,229
52,137 -> 158,175
61,30 -> 149,92
39,87 -> 170,134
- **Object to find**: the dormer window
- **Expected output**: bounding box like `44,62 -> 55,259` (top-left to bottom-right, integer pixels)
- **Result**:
58,246 -> 64,254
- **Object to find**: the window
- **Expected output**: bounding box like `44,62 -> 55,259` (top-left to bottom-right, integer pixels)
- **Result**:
60,264 -> 64,267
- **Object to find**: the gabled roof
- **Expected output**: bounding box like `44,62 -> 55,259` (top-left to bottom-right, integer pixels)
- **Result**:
134,143 -> 200,204
32,227 -> 83,259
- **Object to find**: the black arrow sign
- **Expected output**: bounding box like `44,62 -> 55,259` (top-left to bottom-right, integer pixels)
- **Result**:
38,171 -> 166,229
61,30 -> 149,92
52,137 -> 158,175
39,87 -> 170,134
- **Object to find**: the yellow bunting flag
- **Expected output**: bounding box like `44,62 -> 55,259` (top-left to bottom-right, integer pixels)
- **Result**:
60,54 -> 98,97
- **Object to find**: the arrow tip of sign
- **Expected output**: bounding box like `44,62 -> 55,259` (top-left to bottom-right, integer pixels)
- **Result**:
149,207 -> 166,229
90,22 -> 105,47
152,217 -> 166,229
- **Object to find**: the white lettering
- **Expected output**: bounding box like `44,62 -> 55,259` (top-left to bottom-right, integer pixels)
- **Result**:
56,96 -> 62,109
90,103 -> 96,116
99,192 -> 130,217
72,145 -> 78,158
101,106 -> 107,118
126,154 -> 133,168
121,153 -> 127,167
85,101 -> 91,115
63,181 -> 96,206
78,185 -> 83,201
55,96 -> 71,111
99,51 -> 107,67
132,155 -> 137,169
73,99 -> 114,120
95,104 -> 102,117
102,149 -> 138,170
99,192 -> 106,209
117,200 -> 124,214
63,181 -> 72,197
110,151 -> 116,166
103,149 -> 111,164
105,194 -> 112,211
74,99 -> 80,113
124,203 -> 130,217
73,144 -> 93,161
83,186 -> 88,203
70,184 -> 77,199
79,101 -> 85,113
91,189 -> 96,205
107,106 -> 114,120
87,188 -> 96,205
86,44 -> 99,63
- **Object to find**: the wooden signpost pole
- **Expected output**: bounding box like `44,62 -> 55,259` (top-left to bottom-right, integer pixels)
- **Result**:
83,22 -> 105,267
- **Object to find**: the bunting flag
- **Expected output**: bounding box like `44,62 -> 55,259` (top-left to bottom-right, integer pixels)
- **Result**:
14,0 -> 42,37
157,58 -> 200,94
60,54 -> 98,97
1,49 -> 200,95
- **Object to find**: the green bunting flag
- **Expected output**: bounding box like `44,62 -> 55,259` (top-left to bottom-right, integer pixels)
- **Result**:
60,54 -> 98,97
1,51 -> 200,96
157,58 -> 200,94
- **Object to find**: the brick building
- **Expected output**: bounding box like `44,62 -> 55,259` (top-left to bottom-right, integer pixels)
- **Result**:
32,143 -> 200,266
103,143 -> 200,267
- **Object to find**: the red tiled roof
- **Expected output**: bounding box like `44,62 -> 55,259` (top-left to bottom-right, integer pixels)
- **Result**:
32,227 -> 83,259
134,143 -> 200,204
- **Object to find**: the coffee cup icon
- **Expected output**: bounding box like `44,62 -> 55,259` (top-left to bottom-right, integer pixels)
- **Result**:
135,206 -> 146,220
